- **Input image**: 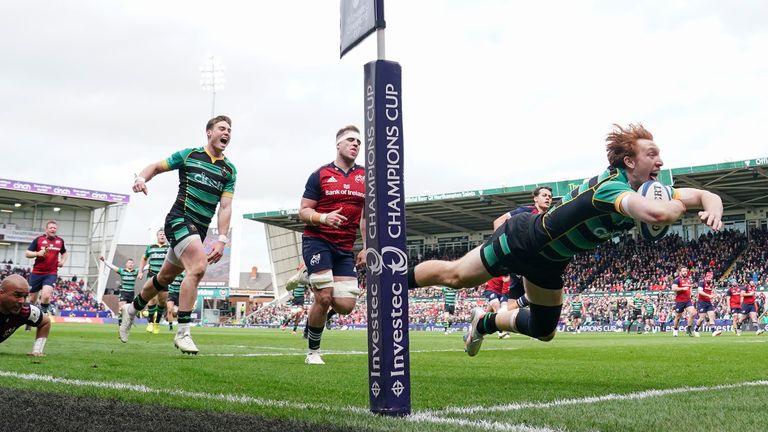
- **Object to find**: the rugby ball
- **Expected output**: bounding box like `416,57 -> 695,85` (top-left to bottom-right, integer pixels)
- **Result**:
637,180 -> 671,241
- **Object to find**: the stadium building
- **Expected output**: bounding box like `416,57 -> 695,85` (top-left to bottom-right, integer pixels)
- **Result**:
245,157 -> 768,298
0,177 -> 128,302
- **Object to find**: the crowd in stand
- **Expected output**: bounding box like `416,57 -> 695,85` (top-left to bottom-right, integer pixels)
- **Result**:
0,262 -> 106,314
51,277 -> 107,313
248,228 -> 767,328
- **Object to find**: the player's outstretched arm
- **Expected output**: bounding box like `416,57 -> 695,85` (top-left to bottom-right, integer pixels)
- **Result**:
99,256 -> 120,273
674,188 -> 723,231
620,193 -> 687,225
132,160 -> 169,195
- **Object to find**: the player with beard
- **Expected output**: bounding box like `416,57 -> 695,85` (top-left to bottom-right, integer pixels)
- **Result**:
671,266 -> 698,337
285,125 -> 366,365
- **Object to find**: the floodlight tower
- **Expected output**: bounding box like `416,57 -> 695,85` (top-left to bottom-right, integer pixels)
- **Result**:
200,56 -> 226,117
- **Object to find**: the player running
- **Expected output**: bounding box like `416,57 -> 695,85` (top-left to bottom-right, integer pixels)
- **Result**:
694,272 -> 722,337
138,230 -> 170,334
671,266 -> 698,337
121,115 -> 236,354
99,256 -> 138,327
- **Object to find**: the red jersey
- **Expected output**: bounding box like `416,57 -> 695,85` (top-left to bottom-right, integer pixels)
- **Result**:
698,280 -> 714,303
0,303 -> 44,343
27,235 -> 66,275
742,285 -> 756,305
727,287 -> 742,309
673,276 -> 693,302
485,276 -> 511,295
302,163 -> 365,251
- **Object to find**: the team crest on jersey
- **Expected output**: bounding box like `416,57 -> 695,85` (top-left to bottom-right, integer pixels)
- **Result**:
310,253 -> 321,266
220,166 -> 231,177
326,177 -> 338,183
354,174 -> 364,183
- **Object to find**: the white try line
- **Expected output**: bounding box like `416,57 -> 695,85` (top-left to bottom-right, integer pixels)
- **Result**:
0,369 -> 368,414
0,369 -> 556,432
425,380 -> 768,417
201,347 -> 520,357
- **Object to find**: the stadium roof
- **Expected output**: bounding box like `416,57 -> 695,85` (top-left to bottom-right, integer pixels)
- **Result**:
243,157 -> 768,236
0,178 -> 129,211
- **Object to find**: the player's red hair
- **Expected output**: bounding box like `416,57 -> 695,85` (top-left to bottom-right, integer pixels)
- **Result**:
605,123 -> 654,169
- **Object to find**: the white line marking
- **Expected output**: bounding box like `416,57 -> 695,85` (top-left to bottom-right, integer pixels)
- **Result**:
406,413 -> 561,432
427,380 -> 768,416
0,370 -> 368,414
200,347 -> 519,357
0,369 -> 555,431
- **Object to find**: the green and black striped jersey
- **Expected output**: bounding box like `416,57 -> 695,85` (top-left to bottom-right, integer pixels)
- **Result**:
644,303 -> 655,314
539,168 -> 677,261
632,297 -> 644,310
117,268 -> 138,291
168,273 -> 184,294
292,285 -> 307,299
163,147 -> 237,231
442,287 -> 458,306
143,243 -> 169,275
570,301 -> 583,313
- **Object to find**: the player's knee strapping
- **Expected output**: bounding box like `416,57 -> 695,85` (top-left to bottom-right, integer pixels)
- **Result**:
152,275 -> 168,292
309,272 -> 334,289
514,303 -> 562,341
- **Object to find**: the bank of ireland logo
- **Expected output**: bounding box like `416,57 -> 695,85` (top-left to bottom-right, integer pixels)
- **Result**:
366,247 -> 408,276
310,253 -> 321,266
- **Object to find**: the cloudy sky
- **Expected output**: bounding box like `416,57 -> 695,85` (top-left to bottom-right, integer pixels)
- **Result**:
3,1 -> 767,276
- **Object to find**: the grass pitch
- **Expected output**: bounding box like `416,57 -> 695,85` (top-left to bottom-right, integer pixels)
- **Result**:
1,324 -> 766,431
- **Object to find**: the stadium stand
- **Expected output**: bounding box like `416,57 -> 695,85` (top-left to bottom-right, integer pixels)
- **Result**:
248,228 -> 766,329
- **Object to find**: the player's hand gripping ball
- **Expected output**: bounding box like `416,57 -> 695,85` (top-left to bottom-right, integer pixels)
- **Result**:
638,180 -> 671,241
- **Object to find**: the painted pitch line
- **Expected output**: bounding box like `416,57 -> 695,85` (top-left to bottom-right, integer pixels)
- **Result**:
406,413 -> 562,432
0,370 -> 368,415
0,370 -> 557,432
201,347 -> 520,357
427,380 -> 768,416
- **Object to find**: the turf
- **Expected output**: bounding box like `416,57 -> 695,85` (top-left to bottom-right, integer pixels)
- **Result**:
0,324 -> 765,431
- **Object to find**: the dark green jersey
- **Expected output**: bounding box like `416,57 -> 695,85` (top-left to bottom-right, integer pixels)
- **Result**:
117,268 -> 138,291
163,147 -> 237,231
644,303 -> 655,314
611,300 -> 619,311
143,243 -> 169,274
292,285 -> 307,299
540,168 -> 676,261
633,297 -> 644,310
168,273 -> 184,294
442,287 -> 458,306
571,301 -> 583,313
